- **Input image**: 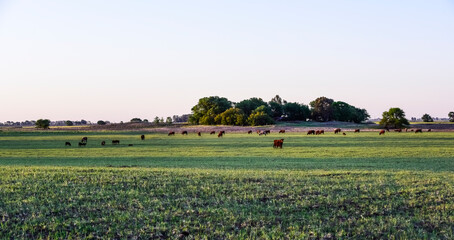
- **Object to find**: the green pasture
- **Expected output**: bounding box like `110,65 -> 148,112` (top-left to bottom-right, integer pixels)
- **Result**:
0,131 -> 453,238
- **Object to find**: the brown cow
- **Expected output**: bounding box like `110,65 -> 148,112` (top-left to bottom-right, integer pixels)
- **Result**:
415,129 -> 422,133
101,141 -> 105,146
218,132 -> 223,138
258,131 -> 267,136
197,132 -> 201,136
273,139 -> 284,148
168,131 -> 175,136
78,142 -> 86,147
334,128 -> 341,134
428,129 -> 432,132
379,130 -> 385,135
248,130 -> 253,134
264,130 -> 270,134
141,135 -> 145,140
343,132 -> 346,136
65,142 -> 71,146
394,129 -> 402,132
307,130 -> 315,135
319,130 -> 324,134
210,131 -> 216,135
112,140 -> 120,145
354,129 -> 360,133
279,130 -> 285,133
181,131 -> 188,135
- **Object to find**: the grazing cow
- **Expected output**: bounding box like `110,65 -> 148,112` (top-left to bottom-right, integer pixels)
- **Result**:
279,130 -> 285,134
248,130 -> 253,134
81,137 -> 88,142
273,139 -> 284,149
210,131 -> 216,135
264,130 -> 270,134
197,132 -> 201,136
181,131 -> 188,135
428,129 -> 432,132
394,129 -> 402,132
316,130 -> 325,135
334,128 -> 341,134
343,132 -> 346,136
101,141 -> 105,146
258,131 -> 267,136
112,140 -> 120,145
415,129 -> 423,133
307,130 -> 316,135
65,142 -> 71,146
78,142 -> 86,147
168,131 -> 175,136
319,130 -> 324,134
218,132 -> 223,138
379,130 -> 385,135
141,135 -> 145,140
354,129 -> 360,133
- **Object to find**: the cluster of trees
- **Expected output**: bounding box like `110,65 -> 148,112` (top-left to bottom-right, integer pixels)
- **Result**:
189,95 -> 369,126
129,117 -> 173,125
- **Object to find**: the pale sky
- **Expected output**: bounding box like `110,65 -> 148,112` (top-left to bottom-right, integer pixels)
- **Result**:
1,0 -> 453,122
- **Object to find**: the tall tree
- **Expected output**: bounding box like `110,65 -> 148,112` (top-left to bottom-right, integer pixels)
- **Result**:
269,95 -> 286,119
449,112 -> 454,122
310,97 -> 334,122
35,119 -> 50,129
379,108 -> 410,129
189,96 -> 232,125
332,101 -> 370,123
283,102 -> 311,121
421,114 -> 434,122
235,98 -> 270,116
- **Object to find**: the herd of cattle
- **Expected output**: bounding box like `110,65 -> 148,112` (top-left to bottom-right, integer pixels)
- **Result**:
64,128 -> 431,149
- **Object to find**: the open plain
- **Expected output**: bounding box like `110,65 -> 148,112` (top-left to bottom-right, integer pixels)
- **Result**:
1,129 -> 453,239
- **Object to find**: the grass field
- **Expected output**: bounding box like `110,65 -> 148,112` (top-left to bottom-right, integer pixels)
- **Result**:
1,131 -> 454,238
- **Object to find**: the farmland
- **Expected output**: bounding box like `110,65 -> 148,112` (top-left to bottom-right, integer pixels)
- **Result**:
1,130 -> 454,238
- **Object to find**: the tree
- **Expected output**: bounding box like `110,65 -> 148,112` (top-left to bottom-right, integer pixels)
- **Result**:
247,106 -> 274,126
421,114 -> 434,122
166,117 -> 173,124
153,117 -> 160,124
379,108 -> 410,129
35,119 -> 50,129
283,102 -> 311,121
215,108 -> 247,126
449,112 -> 454,122
332,101 -> 370,123
235,98 -> 270,116
189,96 -> 232,125
80,119 -> 87,125
310,97 -> 334,122
65,120 -> 74,126
130,118 -> 142,123
143,119 -> 149,123
268,95 -> 286,119
97,120 -> 106,125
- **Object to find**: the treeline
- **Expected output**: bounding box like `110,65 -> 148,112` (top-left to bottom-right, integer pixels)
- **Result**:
189,95 -> 370,126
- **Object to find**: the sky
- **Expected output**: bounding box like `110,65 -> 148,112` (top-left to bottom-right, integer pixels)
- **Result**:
1,0 -> 453,122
